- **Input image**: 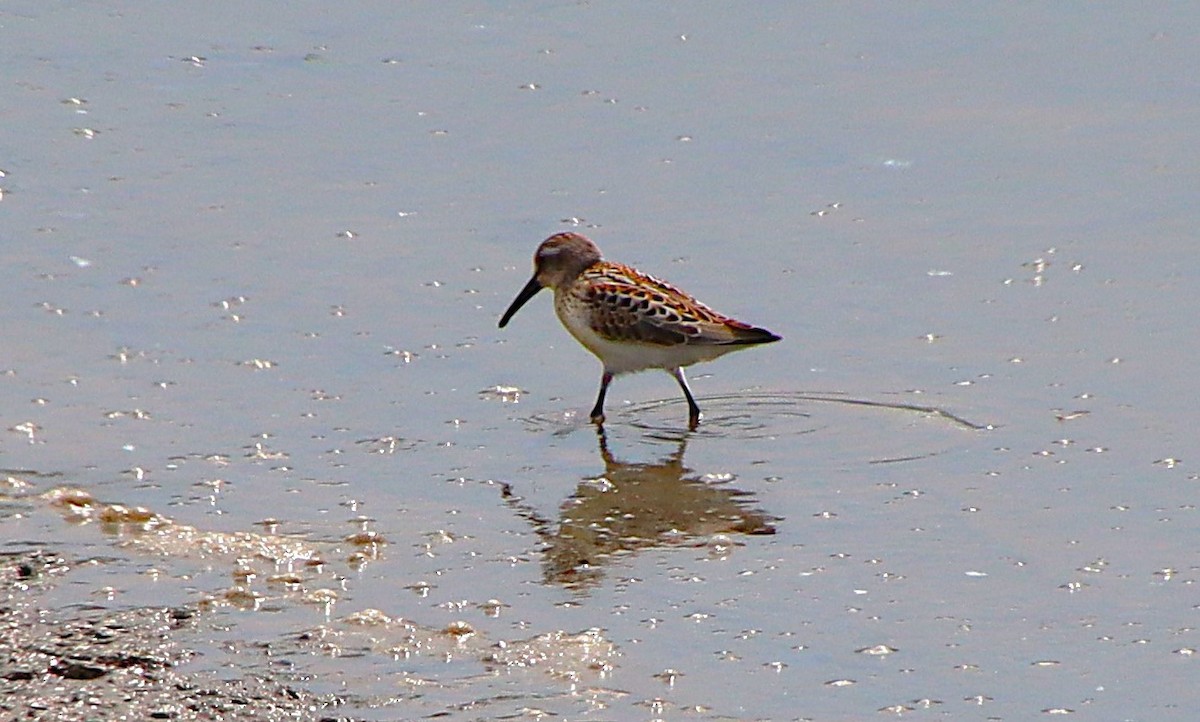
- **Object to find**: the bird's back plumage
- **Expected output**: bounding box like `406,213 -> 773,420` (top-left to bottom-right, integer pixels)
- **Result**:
570,261 -> 779,349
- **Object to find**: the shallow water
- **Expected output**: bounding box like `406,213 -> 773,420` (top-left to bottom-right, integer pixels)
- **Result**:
3,2 -> 1199,719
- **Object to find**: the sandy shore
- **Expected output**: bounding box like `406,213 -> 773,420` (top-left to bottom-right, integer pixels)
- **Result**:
0,549 -> 341,722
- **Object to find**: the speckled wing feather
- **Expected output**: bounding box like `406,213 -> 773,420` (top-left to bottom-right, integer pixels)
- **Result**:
580,262 -> 774,347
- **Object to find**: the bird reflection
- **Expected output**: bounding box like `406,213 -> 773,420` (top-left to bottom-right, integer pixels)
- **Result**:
504,427 -> 776,589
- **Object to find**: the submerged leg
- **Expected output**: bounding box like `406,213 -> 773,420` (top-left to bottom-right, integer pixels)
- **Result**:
672,367 -> 702,429
590,371 -> 613,424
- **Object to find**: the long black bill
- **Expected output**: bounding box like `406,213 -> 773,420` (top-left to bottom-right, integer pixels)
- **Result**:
498,276 -> 543,328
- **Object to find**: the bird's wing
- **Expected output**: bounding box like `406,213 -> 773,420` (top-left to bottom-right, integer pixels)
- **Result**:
581,264 -> 767,347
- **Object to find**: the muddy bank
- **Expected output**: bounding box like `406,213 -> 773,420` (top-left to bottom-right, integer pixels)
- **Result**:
0,549 -> 342,722
0,483 -> 618,720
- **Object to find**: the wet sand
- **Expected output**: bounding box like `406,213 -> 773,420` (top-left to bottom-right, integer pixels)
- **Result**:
0,549 -> 330,721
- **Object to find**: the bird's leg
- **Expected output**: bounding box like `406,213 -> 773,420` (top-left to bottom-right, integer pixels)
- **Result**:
590,370 -> 613,424
672,367 -> 702,429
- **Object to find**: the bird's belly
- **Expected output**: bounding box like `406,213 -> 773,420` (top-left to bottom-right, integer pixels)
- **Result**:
556,306 -> 728,374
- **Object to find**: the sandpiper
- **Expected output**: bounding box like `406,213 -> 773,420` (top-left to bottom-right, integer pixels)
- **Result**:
498,232 -> 780,428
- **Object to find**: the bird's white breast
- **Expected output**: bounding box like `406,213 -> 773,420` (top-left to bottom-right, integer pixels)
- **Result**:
554,290 -> 733,374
